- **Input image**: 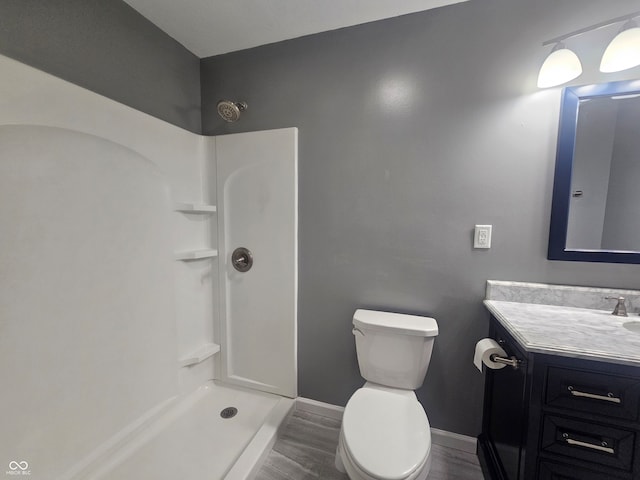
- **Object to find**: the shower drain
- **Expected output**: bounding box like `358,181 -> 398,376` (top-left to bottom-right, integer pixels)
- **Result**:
220,407 -> 238,419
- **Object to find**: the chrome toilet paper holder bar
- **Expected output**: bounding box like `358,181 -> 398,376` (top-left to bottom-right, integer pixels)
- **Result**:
490,354 -> 521,370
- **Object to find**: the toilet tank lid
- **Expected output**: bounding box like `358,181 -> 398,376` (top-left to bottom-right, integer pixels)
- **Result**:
353,309 -> 438,337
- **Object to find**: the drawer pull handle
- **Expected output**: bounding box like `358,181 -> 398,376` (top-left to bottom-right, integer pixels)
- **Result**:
567,386 -> 621,403
562,433 -> 615,454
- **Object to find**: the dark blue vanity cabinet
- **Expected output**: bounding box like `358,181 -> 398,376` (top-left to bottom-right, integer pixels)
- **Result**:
478,317 -> 640,480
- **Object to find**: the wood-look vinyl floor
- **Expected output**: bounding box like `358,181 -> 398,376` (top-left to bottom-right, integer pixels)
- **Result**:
254,410 -> 484,480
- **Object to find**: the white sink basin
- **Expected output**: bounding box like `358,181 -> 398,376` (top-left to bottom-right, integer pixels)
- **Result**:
623,321 -> 640,334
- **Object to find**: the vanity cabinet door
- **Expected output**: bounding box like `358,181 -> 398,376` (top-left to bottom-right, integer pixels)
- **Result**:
546,367 -> 640,420
486,361 -> 527,480
481,322 -> 529,480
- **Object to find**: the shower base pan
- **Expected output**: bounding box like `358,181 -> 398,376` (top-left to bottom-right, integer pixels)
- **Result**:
72,381 -> 293,480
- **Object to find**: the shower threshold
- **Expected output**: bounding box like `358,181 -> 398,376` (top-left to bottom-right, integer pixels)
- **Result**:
70,381 -> 293,480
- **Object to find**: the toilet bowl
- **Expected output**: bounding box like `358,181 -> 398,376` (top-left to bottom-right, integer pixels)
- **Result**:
336,385 -> 432,480
335,310 -> 438,480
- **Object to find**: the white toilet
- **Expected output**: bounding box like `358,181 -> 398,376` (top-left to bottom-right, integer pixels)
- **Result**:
335,309 -> 439,480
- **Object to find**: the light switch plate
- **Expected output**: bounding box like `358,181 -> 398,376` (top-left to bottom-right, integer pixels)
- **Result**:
474,225 -> 492,249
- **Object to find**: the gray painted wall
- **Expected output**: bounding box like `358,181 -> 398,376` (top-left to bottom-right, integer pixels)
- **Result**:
0,0 -> 201,133
201,0 -> 640,437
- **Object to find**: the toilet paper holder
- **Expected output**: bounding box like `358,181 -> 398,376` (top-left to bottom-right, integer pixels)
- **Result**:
489,354 -> 521,370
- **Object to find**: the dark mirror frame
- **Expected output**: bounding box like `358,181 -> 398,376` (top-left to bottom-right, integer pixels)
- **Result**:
548,79 -> 640,264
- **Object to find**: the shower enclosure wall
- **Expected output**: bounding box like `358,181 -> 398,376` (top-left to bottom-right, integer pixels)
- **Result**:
216,130 -> 298,398
0,54 -> 297,479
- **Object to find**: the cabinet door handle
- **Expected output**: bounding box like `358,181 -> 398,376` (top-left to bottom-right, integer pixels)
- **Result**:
562,433 -> 615,454
567,386 -> 621,403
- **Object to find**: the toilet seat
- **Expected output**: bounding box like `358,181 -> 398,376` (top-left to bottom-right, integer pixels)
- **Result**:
339,430 -> 432,480
341,387 -> 431,480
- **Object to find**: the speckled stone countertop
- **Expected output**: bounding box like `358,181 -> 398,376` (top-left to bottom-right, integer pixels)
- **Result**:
484,281 -> 640,367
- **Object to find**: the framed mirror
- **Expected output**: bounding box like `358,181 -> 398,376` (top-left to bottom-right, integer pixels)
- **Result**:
548,79 -> 640,264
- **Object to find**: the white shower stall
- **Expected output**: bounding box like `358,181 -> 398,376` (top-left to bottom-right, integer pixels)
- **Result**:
0,54 -> 297,480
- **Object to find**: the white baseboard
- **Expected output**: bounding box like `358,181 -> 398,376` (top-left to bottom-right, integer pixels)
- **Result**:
295,397 -> 477,454
295,397 -> 344,420
430,428 -> 477,454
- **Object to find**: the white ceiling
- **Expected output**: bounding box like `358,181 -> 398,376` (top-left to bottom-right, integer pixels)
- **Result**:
122,0 -> 469,58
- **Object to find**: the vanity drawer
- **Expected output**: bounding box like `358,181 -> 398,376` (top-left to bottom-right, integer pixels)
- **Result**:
540,414 -> 636,471
538,460 -> 629,480
545,367 -> 640,420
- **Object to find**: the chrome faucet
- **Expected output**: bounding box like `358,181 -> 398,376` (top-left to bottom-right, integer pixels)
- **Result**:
605,296 -> 628,317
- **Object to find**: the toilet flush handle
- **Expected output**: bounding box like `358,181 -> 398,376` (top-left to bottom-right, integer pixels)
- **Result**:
352,327 -> 365,336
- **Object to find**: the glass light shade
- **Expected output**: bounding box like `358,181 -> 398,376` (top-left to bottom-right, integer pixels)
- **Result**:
600,25 -> 640,73
537,46 -> 583,88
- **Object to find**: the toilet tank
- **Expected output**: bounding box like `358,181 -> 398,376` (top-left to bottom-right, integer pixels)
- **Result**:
353,309 -> 438,390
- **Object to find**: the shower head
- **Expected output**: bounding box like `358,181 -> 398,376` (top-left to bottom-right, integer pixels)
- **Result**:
217,100 -> 248,123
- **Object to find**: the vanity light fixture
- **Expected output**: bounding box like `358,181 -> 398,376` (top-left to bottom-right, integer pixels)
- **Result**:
537,43 -> 582,88
600,20 -> 640,72
538,10 -> 640,88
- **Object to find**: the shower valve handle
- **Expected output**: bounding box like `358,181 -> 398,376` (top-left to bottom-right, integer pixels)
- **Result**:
232,247 -> 253,272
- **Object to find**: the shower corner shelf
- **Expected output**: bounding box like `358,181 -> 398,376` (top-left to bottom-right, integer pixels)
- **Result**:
174,202 -> 217,214
178,343 -> 220,368
174,249 -> 218,261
